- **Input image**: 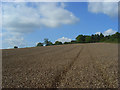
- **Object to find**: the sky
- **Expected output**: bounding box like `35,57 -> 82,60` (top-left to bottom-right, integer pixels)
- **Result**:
1,2 -> 118,49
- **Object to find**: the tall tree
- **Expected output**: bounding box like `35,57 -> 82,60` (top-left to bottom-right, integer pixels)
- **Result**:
91,34 -> 95,43
44,38 -> 53,46
100,33 -> 104,41
36,42 -> 43,47
85,36 -> 91,43
44,38 -> 49,46
94,34 -> 100,42
76,35 -> 85,43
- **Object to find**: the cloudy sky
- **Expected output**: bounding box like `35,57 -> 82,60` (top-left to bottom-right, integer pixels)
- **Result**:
1,2 -> 118,49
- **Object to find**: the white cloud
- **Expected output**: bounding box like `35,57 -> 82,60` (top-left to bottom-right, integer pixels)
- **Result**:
56,37 -> 72,43
95,32 -> 101,35
3,33 -> 27,48
95,29 -> 117,36
2,2 -> 79,34
38,3 -> 79,28
103,29 -> 117,36
2,2 -> 79,48
0,32 -> 2,37
88,1 -> 118,17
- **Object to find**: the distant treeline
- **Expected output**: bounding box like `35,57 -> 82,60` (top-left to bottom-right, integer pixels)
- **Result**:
36,32 -> 120,47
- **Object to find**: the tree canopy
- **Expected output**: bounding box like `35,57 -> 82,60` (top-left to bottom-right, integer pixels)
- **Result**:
36,42 -> 43,47
54,41 -> 62,45
44,38 -> 53,46
76,35 -> 85,43
35,32 -> 120,47
14,46 -> 18,48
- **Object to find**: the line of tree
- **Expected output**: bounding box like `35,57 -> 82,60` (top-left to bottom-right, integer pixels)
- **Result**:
37,38 -> 63,46
36,32 -> 120,47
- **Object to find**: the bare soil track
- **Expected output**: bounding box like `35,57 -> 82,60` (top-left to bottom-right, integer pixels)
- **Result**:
2,43 -> 118,88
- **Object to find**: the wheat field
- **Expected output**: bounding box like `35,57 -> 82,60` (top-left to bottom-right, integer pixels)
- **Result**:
2,43 -> 118,88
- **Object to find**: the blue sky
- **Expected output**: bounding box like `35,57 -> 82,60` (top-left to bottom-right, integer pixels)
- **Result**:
2,2 -> 118,49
